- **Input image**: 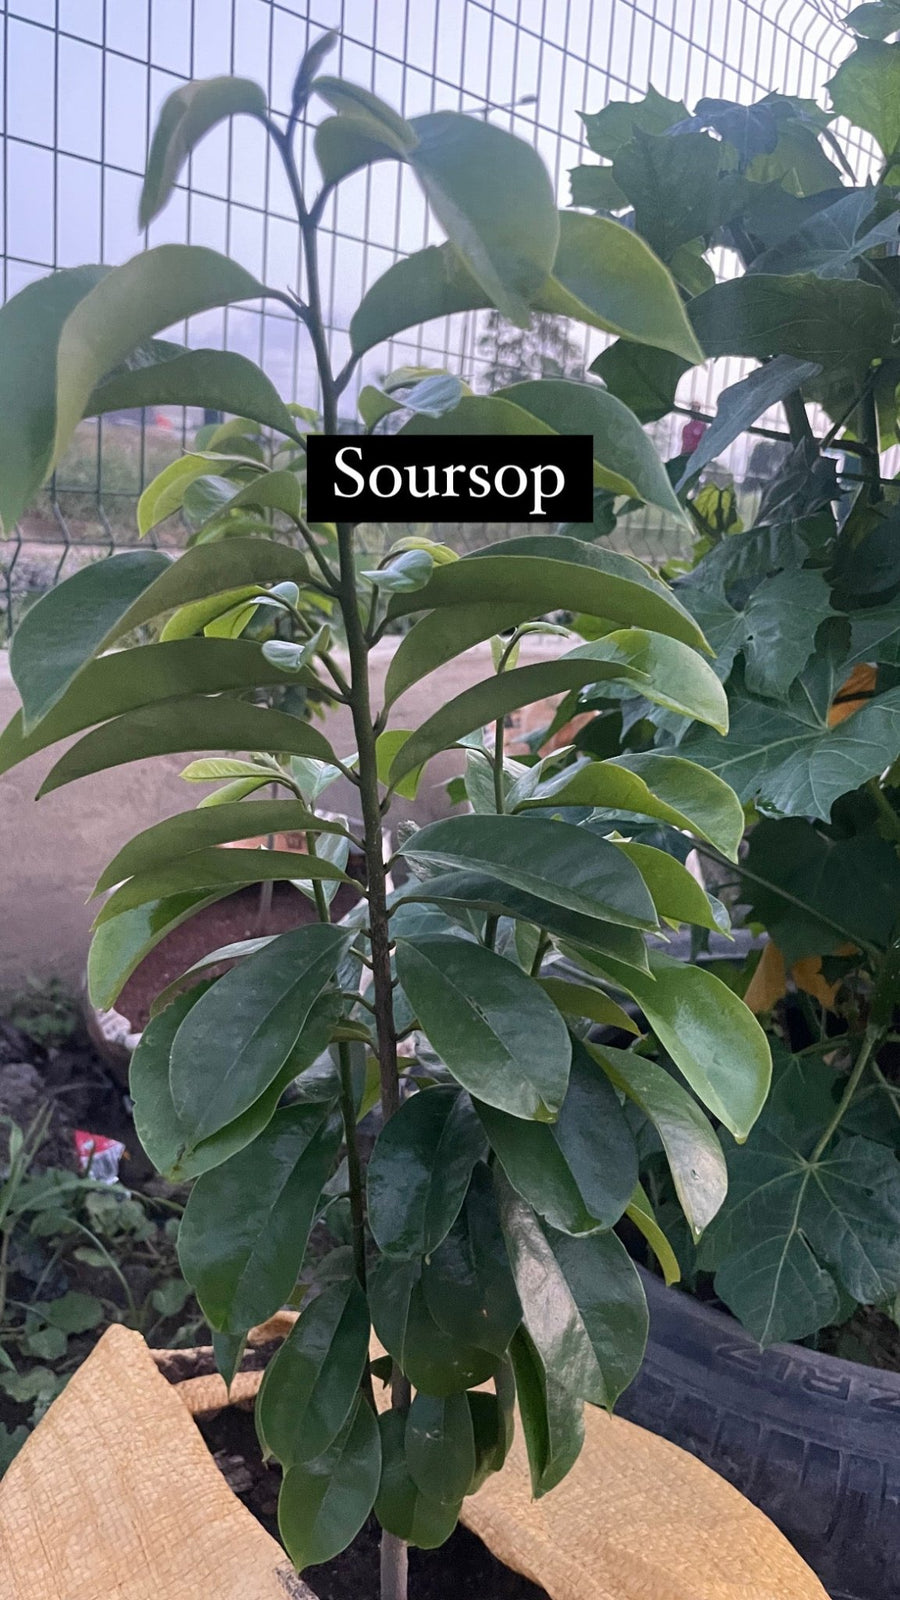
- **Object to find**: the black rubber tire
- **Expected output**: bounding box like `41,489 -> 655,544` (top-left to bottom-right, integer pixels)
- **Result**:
616,1269 -> 900,1600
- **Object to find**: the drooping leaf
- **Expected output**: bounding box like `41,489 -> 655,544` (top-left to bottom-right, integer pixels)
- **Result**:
396,936 -> 571,1120
626,1182 -> 681,1285
278,1397 -> 381,1571
564,631 -> 728,730
368,1256 -> 498,1395
496,379 -> 688,522
0,265 -> 107,532
421,1163 -> 522,1358
523,753 -> 744,861
498,1180 -> 648,1410
585,950 -> 772,1142
400,814 -> 657,929
314,113 -> 413,183
52,247 -> 271,473
130,987 -> 341,1182
86,892 -> 232,1011
88,348 -> 301,439
177,1103 -> 341,1331
376,1411 -> 461,1548
406,111 -> 558,326
536,978 -> 639,1036
405,1392 -> 477,1506
476,1042 -> 638,1234
38,696 -> 336,796
613,840 -> 722,932
93,846 -> 348,924
256,1278 -> 370,1466
367,1086 -> 486,1257
508,1326 -> 584,1499
676,355 -> 822,489
140,77 -> 268,227
169,922 -> 350,1144
589,1043 -> 727,1236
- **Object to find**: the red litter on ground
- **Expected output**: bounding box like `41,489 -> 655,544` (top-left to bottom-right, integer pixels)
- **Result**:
74,1130 -> 125,1184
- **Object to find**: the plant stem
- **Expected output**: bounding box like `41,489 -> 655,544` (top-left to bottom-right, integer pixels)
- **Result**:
336,1042 -> 371,1301
381,1533 -> 409,1600
810,1026 -> 880,1163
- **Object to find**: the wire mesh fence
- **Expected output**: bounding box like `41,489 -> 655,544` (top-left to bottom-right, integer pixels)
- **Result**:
0,0 -> 858,636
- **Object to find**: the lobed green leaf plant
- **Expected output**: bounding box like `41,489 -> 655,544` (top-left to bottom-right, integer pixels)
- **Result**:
0,32 -> 769,1599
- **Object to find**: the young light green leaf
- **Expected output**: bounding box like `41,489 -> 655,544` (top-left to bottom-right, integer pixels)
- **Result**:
590,1043 -> 727,1236
140,78 -> 267,227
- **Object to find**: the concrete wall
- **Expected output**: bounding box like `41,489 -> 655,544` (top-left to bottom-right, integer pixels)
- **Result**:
0,638 -> 563,996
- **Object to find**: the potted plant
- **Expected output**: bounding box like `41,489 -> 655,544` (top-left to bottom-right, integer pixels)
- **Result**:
559,8 -> 900,1595
0,30 -> 773,1600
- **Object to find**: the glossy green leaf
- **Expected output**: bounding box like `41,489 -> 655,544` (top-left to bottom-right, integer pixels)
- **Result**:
396,935 -> 571,1120
399,872 -> 651,972
140,77 -> 267,226
476,1042 -> 638,1234
212,1331 -> 247,1390
509,1326 -> 584,1499
138,455 -> 233,535
256,1278 -> 370,1466
278,1396 -> 381,1571
131,988 -> 341,1182
376,1411 -> 461,1548
536,977 -> 639,1036
590,1043 -> 727,1236
386,535 -> 707,650
407,111 -> 558,326
178,1103 -> 341,1331
88,348 -> 301,439
524,753 -> 743,861
0,265 -> 107,533
588,950 -> 772,1142
367,1086 -> 486,1257
499,1181 -> 647,1409
94,800 -> 340,894
498,379 -> 687,522
169,922 -> 350,1144
368,1256 -> 498,1396
421,1162 -> 522,1359
406,1392 -> 476,1506
312,76 -> 417,144
400,814 -> 657,930
38,696 -> 336,796
194,468 -> 302,536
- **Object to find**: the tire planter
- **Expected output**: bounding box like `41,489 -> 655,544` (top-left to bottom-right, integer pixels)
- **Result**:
617,1268 -> 900,1600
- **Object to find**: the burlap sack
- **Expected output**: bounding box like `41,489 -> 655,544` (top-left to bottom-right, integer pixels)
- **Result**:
0,1322 -> 828,1600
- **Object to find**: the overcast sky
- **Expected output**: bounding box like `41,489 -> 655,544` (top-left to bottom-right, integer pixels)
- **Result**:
3,0 -> 854,411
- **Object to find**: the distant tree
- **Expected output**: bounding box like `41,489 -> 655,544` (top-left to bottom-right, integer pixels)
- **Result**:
475,308 -> 584,390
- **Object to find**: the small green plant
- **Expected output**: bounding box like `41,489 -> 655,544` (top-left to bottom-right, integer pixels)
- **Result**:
6,978 -> 81,1047
0,32 -> 771,1598
0,1107 -> 198,1476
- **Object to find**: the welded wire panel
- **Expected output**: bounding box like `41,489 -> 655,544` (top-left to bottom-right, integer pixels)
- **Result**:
0,0 -> 857,627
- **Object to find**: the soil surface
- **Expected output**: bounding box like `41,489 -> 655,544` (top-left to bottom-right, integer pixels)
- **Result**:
198,1404 -> 550,1600
117,880 -> 362,1033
